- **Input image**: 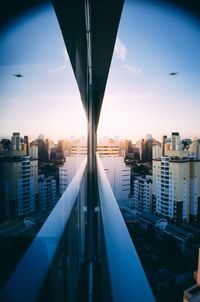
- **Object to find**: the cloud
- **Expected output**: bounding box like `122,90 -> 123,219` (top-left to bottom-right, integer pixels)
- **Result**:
48,64 -> 66,74
114,37 -> 142,75
114,38 -> 127,61
48,49 -> 69,74
123,64 -> 142,74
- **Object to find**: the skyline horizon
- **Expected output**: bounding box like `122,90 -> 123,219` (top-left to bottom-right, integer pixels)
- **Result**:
1,130 -> 199,145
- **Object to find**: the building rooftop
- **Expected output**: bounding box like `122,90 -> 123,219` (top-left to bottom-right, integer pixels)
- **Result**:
138,212 -> 167,226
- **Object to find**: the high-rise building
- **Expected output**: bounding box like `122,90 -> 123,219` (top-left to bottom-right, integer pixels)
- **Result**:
23,136 -> 29,156
171,132 -> 181,151
161,135 -> 167,156
30,141 -> 38,159
189,139 -> 200,159
11,132 -> 21,151
153,155 -> 200,224
38,137 -> 49,162
59,157 -> 85,195
38,175 -> 57,211
132,175 -> 152,213
141,138 -> 154,162
0,155 -> 38,220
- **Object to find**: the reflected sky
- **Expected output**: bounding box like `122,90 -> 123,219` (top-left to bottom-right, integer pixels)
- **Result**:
0,4 -> 87,141
0,1 -> 200,141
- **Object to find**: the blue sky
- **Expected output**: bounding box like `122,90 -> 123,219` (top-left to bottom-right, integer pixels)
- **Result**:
0,1 -> 200,142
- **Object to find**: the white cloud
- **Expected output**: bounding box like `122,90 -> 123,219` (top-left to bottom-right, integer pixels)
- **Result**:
114,37 -> 142,75
114,38 -> 127,61
48,64 -> 67,74
123,63 -> 142,74
48,49 -> 69,74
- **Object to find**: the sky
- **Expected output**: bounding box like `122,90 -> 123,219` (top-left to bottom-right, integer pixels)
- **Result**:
0,1 -> 200,143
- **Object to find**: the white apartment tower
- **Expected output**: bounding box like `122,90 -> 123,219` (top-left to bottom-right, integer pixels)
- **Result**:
38,175 -> 57,211
132,175 -> 152,213
0,156 -> 38,218
59,157 -> 85,195
153,155 -> 200,224
101,157 -> 130,204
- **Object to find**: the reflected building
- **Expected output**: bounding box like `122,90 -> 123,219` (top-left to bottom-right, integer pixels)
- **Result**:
0,155 -> 38,220
101,156 -> 131,204
38,175 -> 57,211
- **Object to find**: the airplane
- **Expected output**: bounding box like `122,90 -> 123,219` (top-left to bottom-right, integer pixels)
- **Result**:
169,72 -> 179,76
13,73 -> 23,77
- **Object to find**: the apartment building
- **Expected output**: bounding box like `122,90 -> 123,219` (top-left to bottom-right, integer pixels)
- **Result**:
0,155 -> 38,219
132,175 -> 152,213
153,155 -> 200,224
38,175 -> 57,211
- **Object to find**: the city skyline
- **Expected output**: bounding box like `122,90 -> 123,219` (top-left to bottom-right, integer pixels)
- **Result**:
0,1 -> 200,140
0,130 -> 200,145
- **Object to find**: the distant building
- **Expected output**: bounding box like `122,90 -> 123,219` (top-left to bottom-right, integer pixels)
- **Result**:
171,132 -> 181,151
141,139 -> 150,161
189,139 -> 200,159
23,136 -> 29,156
70,144 -> 119,157
97,144 -> 119,156
38,138 -> 49,162
30,141 -> 38,159
132,175 -> 152,213
38,175 -> 57,211
11,132 -> 21,151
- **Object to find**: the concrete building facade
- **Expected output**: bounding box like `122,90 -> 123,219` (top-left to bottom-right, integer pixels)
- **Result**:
153,155 -> 200,224
0,155 -> 38,219
38,175 -> 57,211
132,175 -> 152,213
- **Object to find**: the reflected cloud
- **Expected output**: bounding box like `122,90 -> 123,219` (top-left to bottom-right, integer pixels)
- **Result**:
114,38 -> 127,61
48,49 -> 69,74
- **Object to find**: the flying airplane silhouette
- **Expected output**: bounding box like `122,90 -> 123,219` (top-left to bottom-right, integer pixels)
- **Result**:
169,72 -> 179,76
13,73 -> 23,77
